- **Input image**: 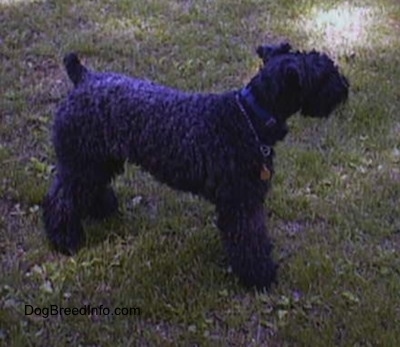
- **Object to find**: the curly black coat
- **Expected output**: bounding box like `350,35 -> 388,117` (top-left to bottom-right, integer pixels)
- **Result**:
43,43 -> 348,290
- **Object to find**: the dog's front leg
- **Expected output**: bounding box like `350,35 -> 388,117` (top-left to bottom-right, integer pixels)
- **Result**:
216,201 -> 277,290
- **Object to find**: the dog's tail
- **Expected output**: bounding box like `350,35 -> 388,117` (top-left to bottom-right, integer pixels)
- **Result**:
63,53 -> 88,86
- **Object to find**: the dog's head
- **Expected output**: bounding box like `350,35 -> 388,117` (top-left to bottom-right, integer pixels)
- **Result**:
253,43 -> 349,120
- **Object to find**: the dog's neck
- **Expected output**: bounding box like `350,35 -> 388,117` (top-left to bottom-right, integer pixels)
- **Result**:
237,85 -> 288,147
239,86 -> 277,128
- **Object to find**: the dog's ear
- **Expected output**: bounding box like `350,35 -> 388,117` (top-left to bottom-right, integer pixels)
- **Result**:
256,43 -> 292,64
285,65 -> 301,89
276,42 -> 292,54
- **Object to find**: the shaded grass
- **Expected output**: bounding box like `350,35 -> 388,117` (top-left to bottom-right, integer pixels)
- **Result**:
1,0 -> 399,346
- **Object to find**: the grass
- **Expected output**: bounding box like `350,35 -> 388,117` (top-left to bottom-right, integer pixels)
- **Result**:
1,0 -> 399,345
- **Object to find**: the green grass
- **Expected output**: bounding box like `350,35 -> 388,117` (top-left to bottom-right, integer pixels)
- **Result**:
1,0 -> 399,345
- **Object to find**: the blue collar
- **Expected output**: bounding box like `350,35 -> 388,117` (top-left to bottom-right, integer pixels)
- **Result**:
239,86 -> 277,128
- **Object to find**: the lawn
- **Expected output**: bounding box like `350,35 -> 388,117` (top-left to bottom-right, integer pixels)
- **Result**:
1,0 -> 399,346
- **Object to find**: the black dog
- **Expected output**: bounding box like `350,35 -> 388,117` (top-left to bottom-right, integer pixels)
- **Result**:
43,43 -> 349,289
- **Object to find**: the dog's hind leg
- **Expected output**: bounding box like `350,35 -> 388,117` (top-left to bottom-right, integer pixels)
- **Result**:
86,159 -> 124,220
42,172 -> 86,255
42,160 -> 123,254
86,186 -> 119,220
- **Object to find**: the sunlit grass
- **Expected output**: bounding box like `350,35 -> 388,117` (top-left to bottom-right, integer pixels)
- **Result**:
0,0 -> 40,4
298,2 -> 388,52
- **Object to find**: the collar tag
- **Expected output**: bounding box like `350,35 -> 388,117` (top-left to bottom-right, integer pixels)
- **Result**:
260,164 -> 271,181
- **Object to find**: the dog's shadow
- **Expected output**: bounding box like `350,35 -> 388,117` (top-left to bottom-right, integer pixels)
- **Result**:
83,195 -> 152,249
81,192 -> 235,290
